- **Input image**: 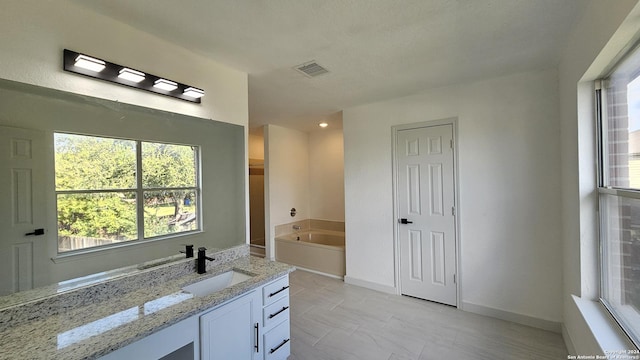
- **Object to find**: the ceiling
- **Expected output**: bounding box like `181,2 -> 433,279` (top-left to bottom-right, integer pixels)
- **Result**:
73,0 -> 587,132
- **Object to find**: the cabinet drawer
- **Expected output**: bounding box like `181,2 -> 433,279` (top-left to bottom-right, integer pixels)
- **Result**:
263,296 -> 290,330
262,276 -> 289,306
263,320 -> 290,360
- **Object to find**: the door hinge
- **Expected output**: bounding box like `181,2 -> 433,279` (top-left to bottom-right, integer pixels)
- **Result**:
452,206 -> 455,216
450,139 -> 453,149
453,274 -> 456,284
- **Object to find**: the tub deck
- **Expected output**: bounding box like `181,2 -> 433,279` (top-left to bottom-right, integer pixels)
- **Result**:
275,230 -> 345,277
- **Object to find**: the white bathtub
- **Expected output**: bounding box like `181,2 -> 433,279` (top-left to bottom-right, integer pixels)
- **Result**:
275,230 -> 345,278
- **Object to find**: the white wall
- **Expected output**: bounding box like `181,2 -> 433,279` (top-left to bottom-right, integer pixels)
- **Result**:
264,125 -> 310,259
558,0 -> 640,353
344,68 -> 563,324
0,1 -> 248,127
309,127 -> 345,222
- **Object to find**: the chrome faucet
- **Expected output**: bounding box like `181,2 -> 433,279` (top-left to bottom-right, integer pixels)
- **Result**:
197,247 -> 215,274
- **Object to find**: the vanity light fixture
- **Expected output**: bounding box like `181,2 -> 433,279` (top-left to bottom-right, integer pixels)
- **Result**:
74,54 -> 106,72
183,87 -> 205,99
153,79 -> 178,92
118,68 -> 146,83
319,122 -> 329,128
63,49 -> 204,103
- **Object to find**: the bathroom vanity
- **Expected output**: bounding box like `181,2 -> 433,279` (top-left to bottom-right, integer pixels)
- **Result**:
0,245 -> 294,360
101,273 -> 290,360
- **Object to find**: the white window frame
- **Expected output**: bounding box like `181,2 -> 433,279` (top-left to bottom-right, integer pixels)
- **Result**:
54,132 -> 202,254
596,68 -> 640,349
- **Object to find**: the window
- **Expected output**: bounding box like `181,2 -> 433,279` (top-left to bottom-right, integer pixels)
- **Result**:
55,133 -> 200,253
597,44 -> 640,348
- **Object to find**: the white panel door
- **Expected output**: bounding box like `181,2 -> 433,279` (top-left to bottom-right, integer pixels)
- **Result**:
0,126 -> 48,295
397,124 -> 456,306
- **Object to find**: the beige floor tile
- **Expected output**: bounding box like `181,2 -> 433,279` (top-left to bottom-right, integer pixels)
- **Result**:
313,328 -> 393,360
297,306 -> 361,335
353,324 -> 426,358
288,270 -> 567,360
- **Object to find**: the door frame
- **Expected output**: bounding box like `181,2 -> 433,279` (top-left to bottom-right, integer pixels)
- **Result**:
391,118 -> 462,308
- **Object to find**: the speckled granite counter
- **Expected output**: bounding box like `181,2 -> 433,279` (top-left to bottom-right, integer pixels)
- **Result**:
0,246 -> 294,360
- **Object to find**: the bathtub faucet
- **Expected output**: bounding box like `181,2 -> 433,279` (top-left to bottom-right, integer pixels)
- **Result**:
293,225 -> 301,231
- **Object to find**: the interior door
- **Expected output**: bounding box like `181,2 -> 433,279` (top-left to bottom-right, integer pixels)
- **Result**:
397,124 -> 457,306
0,126 -> 48,295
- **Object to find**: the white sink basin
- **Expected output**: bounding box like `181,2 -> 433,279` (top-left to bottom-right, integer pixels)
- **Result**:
182,270 -> 253,297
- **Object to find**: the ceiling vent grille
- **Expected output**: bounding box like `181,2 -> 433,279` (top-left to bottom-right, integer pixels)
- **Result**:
294,61 -> 329,78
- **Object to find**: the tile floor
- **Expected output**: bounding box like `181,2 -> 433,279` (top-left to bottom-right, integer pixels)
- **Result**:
287,270 -> 567,360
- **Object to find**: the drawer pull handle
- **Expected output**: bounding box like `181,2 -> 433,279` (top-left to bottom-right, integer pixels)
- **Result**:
269,306 -> 290,319
270,338 -> 290,354
269,286 -> 289,297
254,323 -> 259,352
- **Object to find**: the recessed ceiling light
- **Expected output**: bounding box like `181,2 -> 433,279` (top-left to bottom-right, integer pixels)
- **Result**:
153,79 -> 178,91
74,54 -> 106,72
319,122 -> 329,128
118,68 -> 146,83
183,87 -> 205,99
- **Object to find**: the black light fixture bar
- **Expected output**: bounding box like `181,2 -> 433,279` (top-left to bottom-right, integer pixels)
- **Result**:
63,49 -> 203,104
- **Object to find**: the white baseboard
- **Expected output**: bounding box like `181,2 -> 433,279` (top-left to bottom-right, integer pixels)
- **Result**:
562,322 -> 577,355
294,266 -> 344,280
344,275 -> 396,294
462,301 -> 562,333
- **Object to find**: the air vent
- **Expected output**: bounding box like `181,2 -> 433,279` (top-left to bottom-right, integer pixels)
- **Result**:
294,61 -> 329,78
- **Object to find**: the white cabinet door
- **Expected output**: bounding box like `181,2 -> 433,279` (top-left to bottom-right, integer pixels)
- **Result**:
200,290 -> 262,360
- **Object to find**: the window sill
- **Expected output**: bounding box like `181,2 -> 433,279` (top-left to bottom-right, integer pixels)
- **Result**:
572,295 -> 638,354
51,231 -> 202,264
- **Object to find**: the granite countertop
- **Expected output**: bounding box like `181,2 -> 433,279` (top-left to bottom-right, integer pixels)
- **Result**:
0,247 -> 294,360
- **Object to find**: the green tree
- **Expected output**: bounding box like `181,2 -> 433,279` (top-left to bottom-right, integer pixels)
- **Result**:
55,134 -> 136,191
55,134 -> 198,248
57,194 -> 137,239
142,142 -> 196,218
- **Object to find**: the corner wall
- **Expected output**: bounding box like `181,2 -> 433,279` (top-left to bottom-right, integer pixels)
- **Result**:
264,125 -> 310,259
343,68 -> 563,325
309,127 -> 345,222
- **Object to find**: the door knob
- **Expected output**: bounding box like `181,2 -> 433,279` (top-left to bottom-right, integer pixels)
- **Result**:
25,228 -> 44,236
399,218 -> 413,224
